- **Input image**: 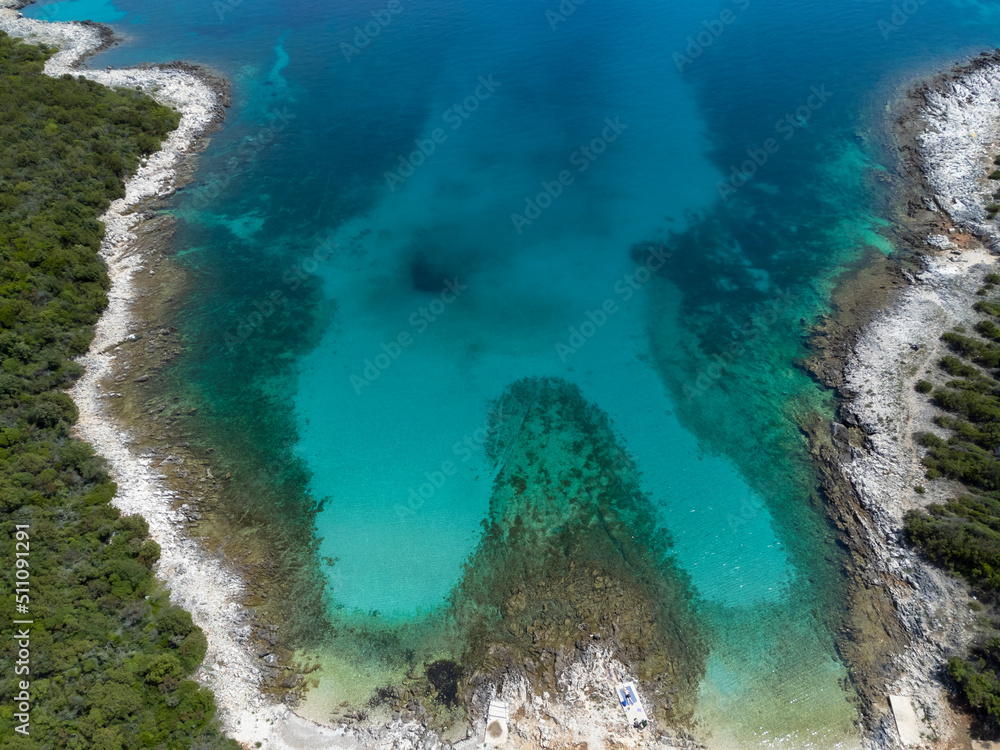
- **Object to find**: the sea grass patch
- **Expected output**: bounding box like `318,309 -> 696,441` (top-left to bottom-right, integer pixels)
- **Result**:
451,376 -> 707,724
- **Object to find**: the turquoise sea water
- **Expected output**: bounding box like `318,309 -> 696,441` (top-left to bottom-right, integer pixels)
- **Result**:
25,0 -> 1000,745
26,0 -> 125,23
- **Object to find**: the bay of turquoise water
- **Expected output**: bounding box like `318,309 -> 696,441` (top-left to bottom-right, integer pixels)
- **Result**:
25,0 -> 1000,745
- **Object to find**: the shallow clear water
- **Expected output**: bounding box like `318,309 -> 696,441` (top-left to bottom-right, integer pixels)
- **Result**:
26,0 -> 1000,744
26,0 -> 125,23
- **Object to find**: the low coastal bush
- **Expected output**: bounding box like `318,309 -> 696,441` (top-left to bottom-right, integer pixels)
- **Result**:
942,331 -> 1000,367
948,639 -> 1000,724
915,379 -> 933,393
906,272 -> 1000,732
0,32 -> 237,749
905,499 -> 1000,589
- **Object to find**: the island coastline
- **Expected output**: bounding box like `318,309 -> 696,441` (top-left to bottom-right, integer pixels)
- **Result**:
0,3 -> 305,747
7,1 -> 1000,747
807,49 -> 1000,749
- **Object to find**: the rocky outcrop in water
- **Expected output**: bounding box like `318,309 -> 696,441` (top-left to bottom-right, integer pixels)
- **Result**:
915,50 -> 1000,251
451,377 -> 707,728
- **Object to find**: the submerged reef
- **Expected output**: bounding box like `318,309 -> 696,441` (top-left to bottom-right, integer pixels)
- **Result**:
448,376 -> 707,724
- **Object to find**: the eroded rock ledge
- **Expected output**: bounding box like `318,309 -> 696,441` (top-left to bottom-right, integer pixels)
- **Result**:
805,50 -> 1000,749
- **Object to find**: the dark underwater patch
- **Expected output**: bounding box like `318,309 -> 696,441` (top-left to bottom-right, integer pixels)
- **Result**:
448,376 -> 707,723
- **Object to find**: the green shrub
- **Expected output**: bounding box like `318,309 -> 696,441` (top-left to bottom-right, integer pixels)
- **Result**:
906,287 -> 1000,728
0,32 -> 237,749
141,653 -> 183,685
915,380 -> 933,394
137,538 -> 161,566
158,606 -> 196,639
91,682 -> 143,719
948,641 -> 1000,719
178,629 -> 209,672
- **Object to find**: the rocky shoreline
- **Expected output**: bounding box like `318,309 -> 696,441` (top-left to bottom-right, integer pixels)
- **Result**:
0,3 -> 295,747
8,0 -> 1000,746
0,6 -> 694,750
0,6 -> 357,749
807,50 -> 1000,749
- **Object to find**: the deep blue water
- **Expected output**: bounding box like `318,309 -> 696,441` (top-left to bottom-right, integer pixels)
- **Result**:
24,0 -> 1000,745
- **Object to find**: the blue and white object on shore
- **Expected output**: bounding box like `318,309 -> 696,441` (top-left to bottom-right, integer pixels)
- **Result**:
615,682 -> 647,727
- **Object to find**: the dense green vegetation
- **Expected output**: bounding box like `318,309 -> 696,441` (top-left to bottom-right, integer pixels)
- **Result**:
904,271 -> 1000,731
947,638 -> 1000,722
0,31 -> 237,749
